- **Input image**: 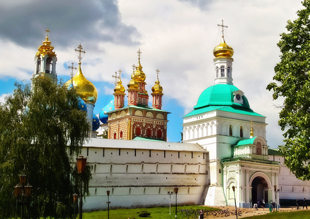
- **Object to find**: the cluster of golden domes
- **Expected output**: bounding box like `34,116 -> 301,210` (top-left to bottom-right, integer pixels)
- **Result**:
36,35 -> 56,58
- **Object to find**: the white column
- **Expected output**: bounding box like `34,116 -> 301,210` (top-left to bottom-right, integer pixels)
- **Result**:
241,168 -> 245,203
86,103 -> 94,134
246,169 -> 249,203
271,172 -> 275,201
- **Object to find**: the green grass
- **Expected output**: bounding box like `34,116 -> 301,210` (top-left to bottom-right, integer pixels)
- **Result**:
243,210 -> 310,219
82,205 -> 219,219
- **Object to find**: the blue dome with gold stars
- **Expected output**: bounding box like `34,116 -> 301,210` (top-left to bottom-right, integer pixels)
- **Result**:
78,98 -> 87,112
92,113 -> 100,131
99,96 -> 115,124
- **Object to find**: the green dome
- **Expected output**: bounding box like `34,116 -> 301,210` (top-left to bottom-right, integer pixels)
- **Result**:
194,84 -> 251,110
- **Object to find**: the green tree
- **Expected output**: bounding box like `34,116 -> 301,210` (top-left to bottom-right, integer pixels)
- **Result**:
267,0 -> 310,180
0,77 -> 91,218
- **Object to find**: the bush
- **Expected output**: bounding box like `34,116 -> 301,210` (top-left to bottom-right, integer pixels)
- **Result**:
138,210 -> 151,217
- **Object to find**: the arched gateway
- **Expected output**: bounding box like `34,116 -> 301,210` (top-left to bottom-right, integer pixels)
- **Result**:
249,172 -> 272,206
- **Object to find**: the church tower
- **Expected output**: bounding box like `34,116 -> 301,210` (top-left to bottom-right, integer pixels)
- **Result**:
113,70 -> 125,109
151,69 -> 164,109
34,29 -> 57,83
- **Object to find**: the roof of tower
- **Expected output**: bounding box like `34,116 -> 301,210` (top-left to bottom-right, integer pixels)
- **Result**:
213,37 -> 234,58
36,35 -> 56,58
151,79 -> 163,95
134,49 -> 146,83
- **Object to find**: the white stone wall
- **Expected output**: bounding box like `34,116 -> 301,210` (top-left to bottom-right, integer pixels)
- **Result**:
269,155 -> 310,200
79,146 -> 210,210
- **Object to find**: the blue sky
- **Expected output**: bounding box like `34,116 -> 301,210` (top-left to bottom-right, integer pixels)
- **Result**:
0,0 -> 304,146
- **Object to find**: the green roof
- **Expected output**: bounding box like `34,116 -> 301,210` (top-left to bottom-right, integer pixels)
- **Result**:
194,84 -> 251,109
184,106 -> 264,118
235,137 -> 257,147
268,148 -> 282,156
133,137 -> 165,142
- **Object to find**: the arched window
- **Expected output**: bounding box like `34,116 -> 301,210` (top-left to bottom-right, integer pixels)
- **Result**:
113,133 -> 116,139
157,130 -> 162,139
227,67 -> 231,78
136,127 -> 141,136
216,67 -> 219,78
221,66 -> 225,77
240,126 -> 243,138
120,131 -> 123,139
256,142 -> 262,155
229,125 -> 232,136
146,128 -> 151,137
46,57 -> 52,73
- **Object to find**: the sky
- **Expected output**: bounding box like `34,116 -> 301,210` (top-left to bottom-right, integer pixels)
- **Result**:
0,0 -> 304,147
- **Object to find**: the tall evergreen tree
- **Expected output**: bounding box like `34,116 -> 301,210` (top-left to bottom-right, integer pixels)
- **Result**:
0,77 -> 91,218
267,0 -> 310,180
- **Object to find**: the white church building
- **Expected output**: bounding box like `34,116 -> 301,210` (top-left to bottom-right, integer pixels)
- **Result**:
32,27 -> 310,210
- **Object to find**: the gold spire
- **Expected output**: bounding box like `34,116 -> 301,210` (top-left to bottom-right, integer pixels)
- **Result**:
213,20 -> 234,58
36,29 -> 56,57
152,69 -> 163,95
64,45 -> 97,104
134,49 -> 146,83
250,121 -> 254,138
114,69 -> 125,95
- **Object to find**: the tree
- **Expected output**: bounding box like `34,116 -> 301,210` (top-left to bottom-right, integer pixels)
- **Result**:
267,0 -> 310,180
0,77 -> 91,218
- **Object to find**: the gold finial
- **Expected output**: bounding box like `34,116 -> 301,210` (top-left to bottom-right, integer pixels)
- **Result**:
217,19 -> 228,39
132,64 -> 136,72
75,44 -> 86,63
112,71 -> 118,85
137,49 -> 142,64
250,121 -> 254,138
68,62 -> 77,86
156,69 -> 160,80
118,69 -> 122,80
45,29 -> 50,38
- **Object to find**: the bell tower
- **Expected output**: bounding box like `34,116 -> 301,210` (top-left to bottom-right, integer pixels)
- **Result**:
34,29 -> 57,83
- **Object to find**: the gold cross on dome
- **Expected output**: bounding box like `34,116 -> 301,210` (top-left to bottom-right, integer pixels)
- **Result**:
217,20 -> 228,39
156,69 -> 160,80
112,71 -> 118,85
75,44 -> 86,63
118,69 -> 122,79
68,62 -> 77,79
45,29 -> 50,37
137,49 -> 142,63
132,64 -> 136,72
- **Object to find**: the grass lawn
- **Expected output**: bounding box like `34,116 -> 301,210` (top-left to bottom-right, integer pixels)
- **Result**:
82,205 -> 219,219
243,210 -> 310,219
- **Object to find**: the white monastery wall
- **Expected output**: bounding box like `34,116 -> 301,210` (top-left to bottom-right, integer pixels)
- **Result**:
78,139 -> 210,210
269,155 -> 310,200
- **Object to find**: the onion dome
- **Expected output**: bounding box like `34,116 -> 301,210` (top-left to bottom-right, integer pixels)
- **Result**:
99,96 -> 115,124
92,113 -> 100,131
213,37 -> 234,58
194,84 -> 250,110
151,79 -> 163,95
127,74 -> 139,90
36,35 -> 56,58
134,49 -> 146,83
114,78 -> 125,95
78,98 -> 87,112
64,63 -> 98,104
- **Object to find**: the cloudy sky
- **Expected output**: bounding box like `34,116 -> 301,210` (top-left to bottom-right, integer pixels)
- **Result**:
0,0 -> 304,146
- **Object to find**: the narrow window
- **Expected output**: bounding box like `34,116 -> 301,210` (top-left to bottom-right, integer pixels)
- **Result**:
120,131 -> 123,139
134,149 -> 136,157
164,150 -> 166,158
221,66 -> 225,77
178,151 -> 180,158
149,150 -> 151,157
157,130 -> 162,138
229,125 -> 232,136
219,169 -> 221,173
240,126 -> 243,138
227,67 -> 231,78
203,153 -> 205,159
119,149 -> 121,156
87,147 -> 89,156
136,127 -> 141,136
103,148 -> 105,157
256,142 -> 262,155
191,151 -> 193,159
146,128 -> 151,137
216,66 -> 219,77
114,133 -> 116,139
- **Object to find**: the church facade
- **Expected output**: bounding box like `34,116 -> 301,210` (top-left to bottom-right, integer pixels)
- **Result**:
31,28 -> 310,210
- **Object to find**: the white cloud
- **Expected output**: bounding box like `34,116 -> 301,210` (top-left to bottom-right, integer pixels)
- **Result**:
0,93 -> 10,104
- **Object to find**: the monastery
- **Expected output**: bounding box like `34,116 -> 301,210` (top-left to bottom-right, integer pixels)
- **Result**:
32,26 -> 310,210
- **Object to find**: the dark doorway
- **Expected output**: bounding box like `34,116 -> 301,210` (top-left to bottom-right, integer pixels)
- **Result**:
251,176 -> 268,205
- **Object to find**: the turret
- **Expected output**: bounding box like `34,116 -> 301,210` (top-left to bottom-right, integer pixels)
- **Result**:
113,70 -> 125,109
151,69 -> 164,109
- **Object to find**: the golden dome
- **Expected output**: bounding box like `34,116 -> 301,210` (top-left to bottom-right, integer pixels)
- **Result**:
134,63 -> 146,83
64,63 -> 98,104
127,78 -> 139,90
151,79 -> 163,95
114,79 -> 125,95
213,37 -> 234,58
36,36 -> 56,58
